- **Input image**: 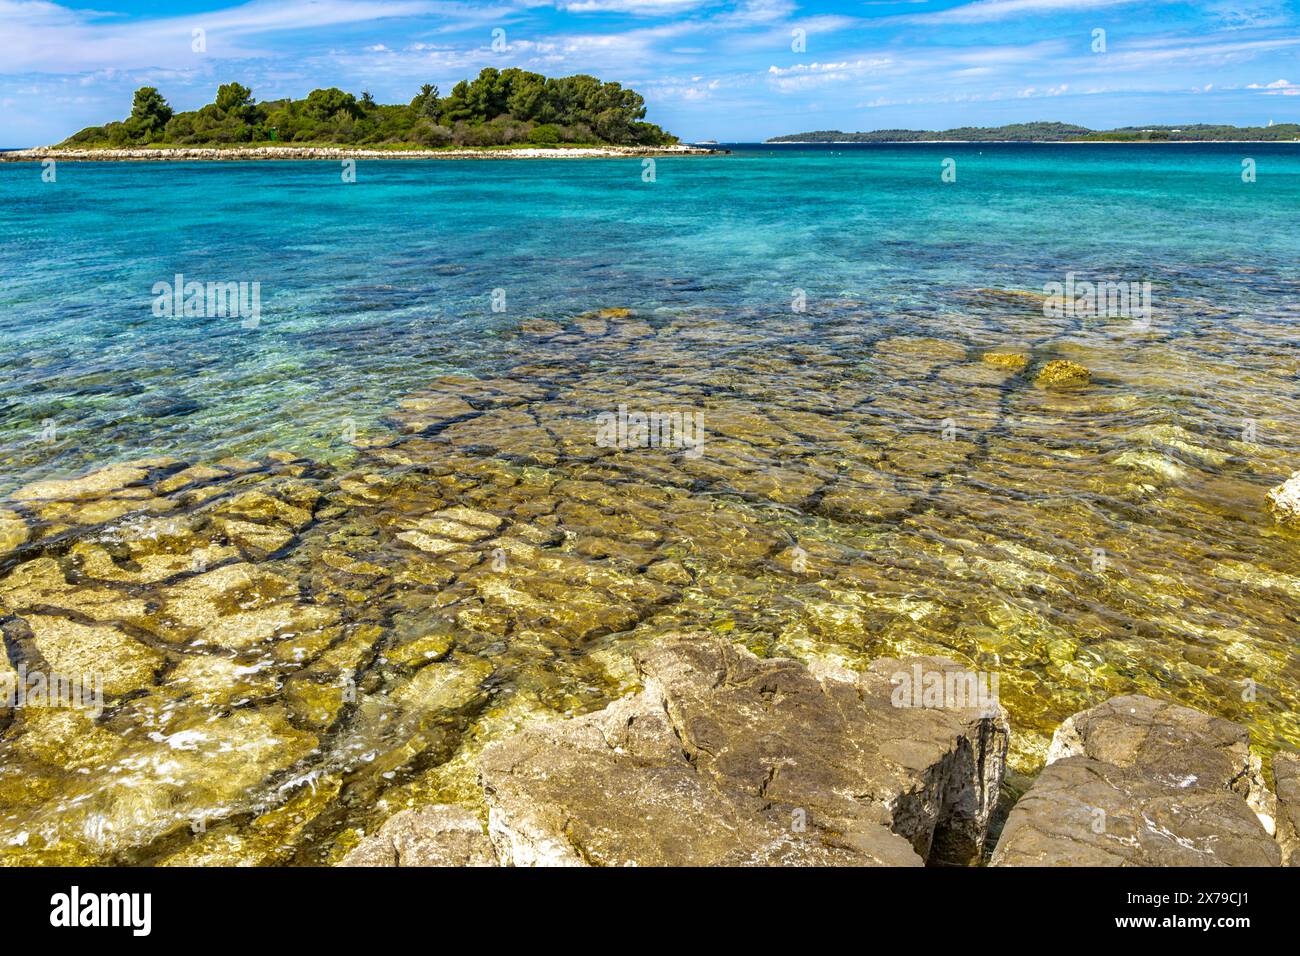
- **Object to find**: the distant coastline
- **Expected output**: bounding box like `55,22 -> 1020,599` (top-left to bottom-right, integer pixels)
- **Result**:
766,139 -> 1299,145
768,121 -> 1300,144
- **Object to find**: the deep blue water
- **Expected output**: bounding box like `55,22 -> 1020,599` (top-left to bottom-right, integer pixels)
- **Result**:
2,142 -> 1298,492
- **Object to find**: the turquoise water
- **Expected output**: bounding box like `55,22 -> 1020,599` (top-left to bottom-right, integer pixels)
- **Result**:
3,144 -> 1300,864
3,143 -> 1299,494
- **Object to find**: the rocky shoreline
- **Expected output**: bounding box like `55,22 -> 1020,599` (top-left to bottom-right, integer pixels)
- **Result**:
338,639 -> 1295,867
0,144 -> 725,163
1,306 -> 1297,866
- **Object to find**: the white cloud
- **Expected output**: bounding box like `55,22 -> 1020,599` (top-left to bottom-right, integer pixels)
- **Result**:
0,0 -> 451,74
1247,77 -> 1300,93
556,0 -> 716,13
910,0 -> 1147,24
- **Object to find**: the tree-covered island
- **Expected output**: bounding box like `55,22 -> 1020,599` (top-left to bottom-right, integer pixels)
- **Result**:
62,69 -> 678,149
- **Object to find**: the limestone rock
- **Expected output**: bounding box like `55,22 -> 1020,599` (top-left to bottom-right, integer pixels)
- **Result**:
1274,753 -> 1300,866
478,636 -> 1008,866
167,654 -> 279,708
27,707 -> 317,854
339,805 -> 497,866
0,508 -> 28,558
992,695 -> 1281,866
0,650 -> 16,718
1035,359 -> 1091,389
12,709 -> 124,771
981,351 -> 1029,372
391,657 -> 492,714
156,563 -> 337,650
1266,471 -> 1300,525
25,614 -> 165,696
11,461 -> 155,501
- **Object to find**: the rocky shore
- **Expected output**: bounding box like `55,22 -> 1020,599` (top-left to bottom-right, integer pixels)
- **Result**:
1,306 -> 1296,865
337,643 -> 1295,867
0,144 -> 724,163
342,635 -> 1009,866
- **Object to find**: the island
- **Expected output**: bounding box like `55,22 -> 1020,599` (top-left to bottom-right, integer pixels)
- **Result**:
768,121 -> 1300,143
2,70 -> 725,161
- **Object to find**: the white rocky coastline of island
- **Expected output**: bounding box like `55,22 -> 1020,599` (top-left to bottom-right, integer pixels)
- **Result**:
0,143 -> 725,162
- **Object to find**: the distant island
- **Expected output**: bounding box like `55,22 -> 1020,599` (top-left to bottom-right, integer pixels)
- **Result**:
768,121 -> 1300,143
60,69 -> 678,150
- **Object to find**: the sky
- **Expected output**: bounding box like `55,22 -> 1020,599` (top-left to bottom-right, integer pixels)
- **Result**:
1,0 -> 1298,144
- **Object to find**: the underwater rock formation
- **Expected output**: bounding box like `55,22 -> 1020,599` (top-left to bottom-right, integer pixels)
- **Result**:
1034,359 -> 1091,389
2,308 -> 1297,865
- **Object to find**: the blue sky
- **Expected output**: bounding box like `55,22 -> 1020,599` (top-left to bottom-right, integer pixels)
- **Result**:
2,0 -> 1298,144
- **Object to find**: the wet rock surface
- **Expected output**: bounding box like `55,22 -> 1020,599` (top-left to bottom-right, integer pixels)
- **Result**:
339,805 -> 496,866
1267,471 -> 1300,525
1034,359 -> 1091,389
339,636 -> 1004,866
478,636 -> 1005,866
1,308 -> 1297,865
992,696 -> 1282,866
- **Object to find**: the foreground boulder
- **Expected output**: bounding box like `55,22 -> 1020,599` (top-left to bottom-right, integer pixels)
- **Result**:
1274,753 -> 1300,866
337,636 -> 1009,867
992,695 -> 1281,866
477,636 -> 1008,866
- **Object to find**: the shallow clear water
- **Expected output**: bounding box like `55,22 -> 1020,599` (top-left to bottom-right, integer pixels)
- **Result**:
4,144 -> 1299,492
1,144 -> 1298,865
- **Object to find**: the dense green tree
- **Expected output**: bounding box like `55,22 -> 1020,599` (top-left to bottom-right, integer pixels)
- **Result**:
305,87 -> 360,121
410,83 -> 440,119
215,82 -> 253,113
127,87 -> 173,141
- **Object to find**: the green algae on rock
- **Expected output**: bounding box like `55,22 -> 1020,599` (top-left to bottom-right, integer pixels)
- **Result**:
981,350 -> 1030,372
1034,359 -> 1092,389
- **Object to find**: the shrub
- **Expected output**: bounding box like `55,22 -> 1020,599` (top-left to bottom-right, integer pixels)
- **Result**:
528,123 -> 560,145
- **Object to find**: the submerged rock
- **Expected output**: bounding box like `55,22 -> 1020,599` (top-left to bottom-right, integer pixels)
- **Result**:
1266,471 -> 1300,525
155,563 -> 337,650
1,706 -> 318,860
992,695 -> 1281,866
981,351 -> 1029,372
11,461 -> 160,502
1034,359 -> 1091,389
476,636 -> 1007,866
24,614 -> 165,696
0,508 -> 28,558
339,805 -> 496,866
